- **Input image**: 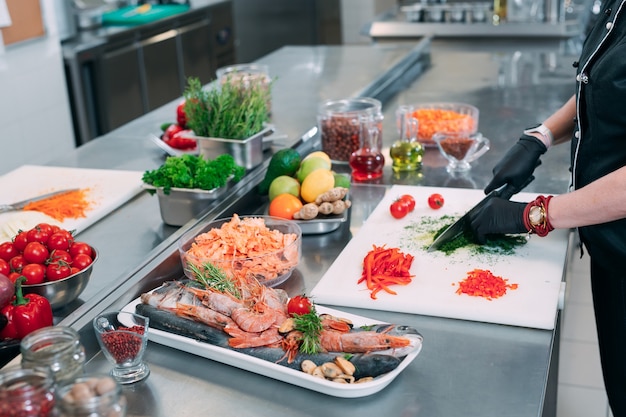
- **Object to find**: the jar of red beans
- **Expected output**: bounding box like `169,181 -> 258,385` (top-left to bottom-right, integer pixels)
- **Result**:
21,326 -> 86,385
0,367 -> 56,417
318,98 -> 383,162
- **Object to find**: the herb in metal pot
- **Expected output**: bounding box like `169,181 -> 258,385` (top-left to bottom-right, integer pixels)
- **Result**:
183,77 -> 270,139
142,154 -> 245,194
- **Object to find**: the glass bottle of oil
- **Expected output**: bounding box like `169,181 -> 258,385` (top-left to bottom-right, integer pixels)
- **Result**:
493,0 -> 507,25
390,105 -> 423,172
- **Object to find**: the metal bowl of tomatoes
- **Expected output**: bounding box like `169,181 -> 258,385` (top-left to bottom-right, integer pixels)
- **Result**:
21,246 -> 98,311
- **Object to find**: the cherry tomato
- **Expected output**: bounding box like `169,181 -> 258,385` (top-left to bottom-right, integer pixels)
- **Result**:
47,232 -> 71,251
399,194 -> 416,212
0,259 -> 9,277
46,262 -> 72,281
13,231 -> 29,252
22,242 -> 50,265
69,242 -> 93,258
428,193 -> 445,210
390,199 -> 410,219
48,249 -> 72,264
26,227 -> 50,245
287,295 -> 313,316
168,130 -> 197,150
0,242 -> 17,262
176,100 -> 187,128
162,123 -> 184,143
9,255 -> 25,273
8,272 -> 21,283
34,223 -> 55,236
72,253 -> 93,271
21,263 -> 46,285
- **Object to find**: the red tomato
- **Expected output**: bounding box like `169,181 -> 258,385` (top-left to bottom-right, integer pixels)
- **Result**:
176,100 -> 187,128
48,249 -> 72,264
169,130 -> 197,150
287,295 -> 313,316
22,242 -> 49,264
390,200 -> 410,219
0,259 -> 9,277
46,262 -> 72,281
26,227 -> 50,245
21,263 -> 46,285
69,242 -> 92,258
399,194 -> 416,212
428,193 -> 445,210
162,123 -> 184,143
0,242 -> 17,262
72,253 -> 93,271
13,231 -> 29,252
34,223 -> 55,236
47,232 -> 71,251
9,255 -> 25,273
8,271 -> 21,283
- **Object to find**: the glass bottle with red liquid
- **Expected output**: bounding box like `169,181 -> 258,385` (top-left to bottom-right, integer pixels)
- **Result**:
349,115 -> 385,181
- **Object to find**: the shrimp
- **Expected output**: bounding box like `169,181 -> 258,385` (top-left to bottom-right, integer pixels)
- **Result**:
230,302 -> 279,333
175,304 -> 236,329
225,325 -> 283,349
319,329 -> 411,353
187,286 -> 243,316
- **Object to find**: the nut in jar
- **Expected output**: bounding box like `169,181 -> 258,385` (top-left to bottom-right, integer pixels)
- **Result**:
318,98 -> 383,162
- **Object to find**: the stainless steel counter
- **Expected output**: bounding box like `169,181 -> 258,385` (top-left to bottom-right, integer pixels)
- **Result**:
8,40 -> 580,416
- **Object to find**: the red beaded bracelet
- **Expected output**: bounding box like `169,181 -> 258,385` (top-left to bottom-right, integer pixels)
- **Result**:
523,195 -> 554,237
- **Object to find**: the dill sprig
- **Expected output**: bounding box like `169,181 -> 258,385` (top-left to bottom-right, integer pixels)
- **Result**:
186,261 -> 241,299
292,308 -> 323,355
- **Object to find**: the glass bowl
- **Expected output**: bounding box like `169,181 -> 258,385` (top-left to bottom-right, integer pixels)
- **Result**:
178,215 -> 302,287
433,132 -> 490,173
409,102 -> 479,146
22,247 -> 98,310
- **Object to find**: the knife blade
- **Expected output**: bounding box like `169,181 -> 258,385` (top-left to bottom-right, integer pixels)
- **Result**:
0,189 -> 80,214
427,177 -> 534,253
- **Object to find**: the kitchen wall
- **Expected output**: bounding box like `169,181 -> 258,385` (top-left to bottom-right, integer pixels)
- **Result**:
0,0 -> 75,176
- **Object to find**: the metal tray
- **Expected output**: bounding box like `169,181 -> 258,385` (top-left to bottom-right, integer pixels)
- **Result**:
150,130 -> 276,158
295,210 -> 349,235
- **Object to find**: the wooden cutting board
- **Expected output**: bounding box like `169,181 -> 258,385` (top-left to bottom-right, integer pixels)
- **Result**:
310,185 -> 569,330
0,165 -> 144,239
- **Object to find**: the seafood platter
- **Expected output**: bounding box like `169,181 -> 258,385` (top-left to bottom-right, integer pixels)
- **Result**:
123,280 -> 423,398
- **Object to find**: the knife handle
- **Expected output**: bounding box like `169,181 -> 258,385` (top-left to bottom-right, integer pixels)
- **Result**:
496,175 -> 535,201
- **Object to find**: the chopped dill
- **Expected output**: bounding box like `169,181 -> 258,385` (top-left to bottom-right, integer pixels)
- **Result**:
186,261 -> 241,299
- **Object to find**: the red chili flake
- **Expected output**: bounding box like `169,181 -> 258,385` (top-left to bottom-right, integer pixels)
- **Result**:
101,325 -> 145,363
455,269 -> 518,301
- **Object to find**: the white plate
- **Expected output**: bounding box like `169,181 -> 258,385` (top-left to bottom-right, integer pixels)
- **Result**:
122,290 -> 423,398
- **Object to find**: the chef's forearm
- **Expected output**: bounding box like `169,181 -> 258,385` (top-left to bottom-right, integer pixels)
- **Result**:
542,95 -> 577,146
548,165 -> 626,229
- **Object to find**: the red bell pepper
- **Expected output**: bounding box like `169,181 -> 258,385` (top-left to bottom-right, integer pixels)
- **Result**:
0,277 -> 53,340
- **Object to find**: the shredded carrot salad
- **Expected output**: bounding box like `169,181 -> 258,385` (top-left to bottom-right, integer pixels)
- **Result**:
411,109 -> 477,142
358,245 -> 415,300
455,269 -> 518,300
23,189 -> 92,221
185,214 -> 299,283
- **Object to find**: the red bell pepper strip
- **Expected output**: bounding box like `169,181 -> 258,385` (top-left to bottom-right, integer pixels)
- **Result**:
358,245 -> 415,300
0,277 -> 53,340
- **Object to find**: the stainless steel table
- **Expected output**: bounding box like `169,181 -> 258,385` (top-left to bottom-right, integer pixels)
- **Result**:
14,40 -> 579,416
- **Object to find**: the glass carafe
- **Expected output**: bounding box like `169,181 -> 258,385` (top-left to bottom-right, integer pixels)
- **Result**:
390,105 -> 423,172
349,115 -> 385,181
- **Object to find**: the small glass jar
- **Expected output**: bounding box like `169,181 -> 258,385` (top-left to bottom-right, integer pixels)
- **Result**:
21,326 -> 86,385
0,367 -> 56,417
216,63 -> 272,115
318,97 -> 383,163
57,375 -> 127,417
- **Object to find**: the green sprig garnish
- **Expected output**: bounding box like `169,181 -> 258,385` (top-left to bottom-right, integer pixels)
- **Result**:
292,308 -> 323,355
186,261 -> 241,299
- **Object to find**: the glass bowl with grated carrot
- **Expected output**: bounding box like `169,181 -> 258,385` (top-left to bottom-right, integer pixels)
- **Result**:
410,103 -> 479,146
178,214 -> 302,287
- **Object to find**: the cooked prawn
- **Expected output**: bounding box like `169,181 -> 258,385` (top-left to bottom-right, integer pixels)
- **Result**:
225,325 -> 283,349
319,329 -> 411,353
231,302 -> 280,333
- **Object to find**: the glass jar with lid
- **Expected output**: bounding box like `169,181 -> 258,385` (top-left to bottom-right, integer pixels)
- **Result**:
0,366 -> 56,417
216,63 -> 272,116
57,374 -> 127,417
318,97 -> 383,162
21,326 -> 86,385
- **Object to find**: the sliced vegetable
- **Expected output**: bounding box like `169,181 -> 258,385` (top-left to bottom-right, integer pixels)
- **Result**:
455,269 -> 518,300
358,245 -> 415,299
23,189 -> 92,222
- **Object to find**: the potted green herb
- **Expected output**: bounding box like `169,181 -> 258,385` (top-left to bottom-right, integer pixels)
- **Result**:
182,77 -> 273,169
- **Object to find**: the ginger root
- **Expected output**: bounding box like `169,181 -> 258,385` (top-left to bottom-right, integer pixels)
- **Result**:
318,202 -> 334,215
315,187 -> 349,205
332,199 -> 351,214
293,197 -> 351,221
293,203 -> 319,220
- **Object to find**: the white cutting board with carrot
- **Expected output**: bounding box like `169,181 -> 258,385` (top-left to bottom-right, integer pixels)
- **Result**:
310,185 -> 570,330
0,165 -> 144,240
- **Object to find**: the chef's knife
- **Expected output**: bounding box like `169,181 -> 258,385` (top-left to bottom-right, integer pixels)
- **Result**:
427,177 -> 534,252
0,189 -> 80,214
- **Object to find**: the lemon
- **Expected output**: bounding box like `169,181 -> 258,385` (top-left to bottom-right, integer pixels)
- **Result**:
300,169 -> 335,203
303,151 -> 331,165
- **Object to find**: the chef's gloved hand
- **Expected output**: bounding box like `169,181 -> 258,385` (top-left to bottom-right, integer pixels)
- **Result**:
484,135 -> 547,194
468,198 -> 528,244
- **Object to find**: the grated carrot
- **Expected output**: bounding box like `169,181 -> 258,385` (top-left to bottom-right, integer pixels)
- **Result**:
455,269 -> 518,301
411,109 -> 477,143
184,214 -> 299,283
23,189 -> 92,221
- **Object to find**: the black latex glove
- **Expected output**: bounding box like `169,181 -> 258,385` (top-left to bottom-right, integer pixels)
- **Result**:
484,135 -> 547,194
468,197 -> 528,244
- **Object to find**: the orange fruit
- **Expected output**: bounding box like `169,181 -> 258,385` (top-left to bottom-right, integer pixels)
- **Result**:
268,193 -> 303,220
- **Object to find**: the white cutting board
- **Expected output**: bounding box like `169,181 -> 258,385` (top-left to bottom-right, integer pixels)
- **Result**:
0,165 -> 144,239
310,185 -> 569,330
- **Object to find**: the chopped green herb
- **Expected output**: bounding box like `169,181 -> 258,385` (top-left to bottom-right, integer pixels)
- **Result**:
292,308 -> 323,355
